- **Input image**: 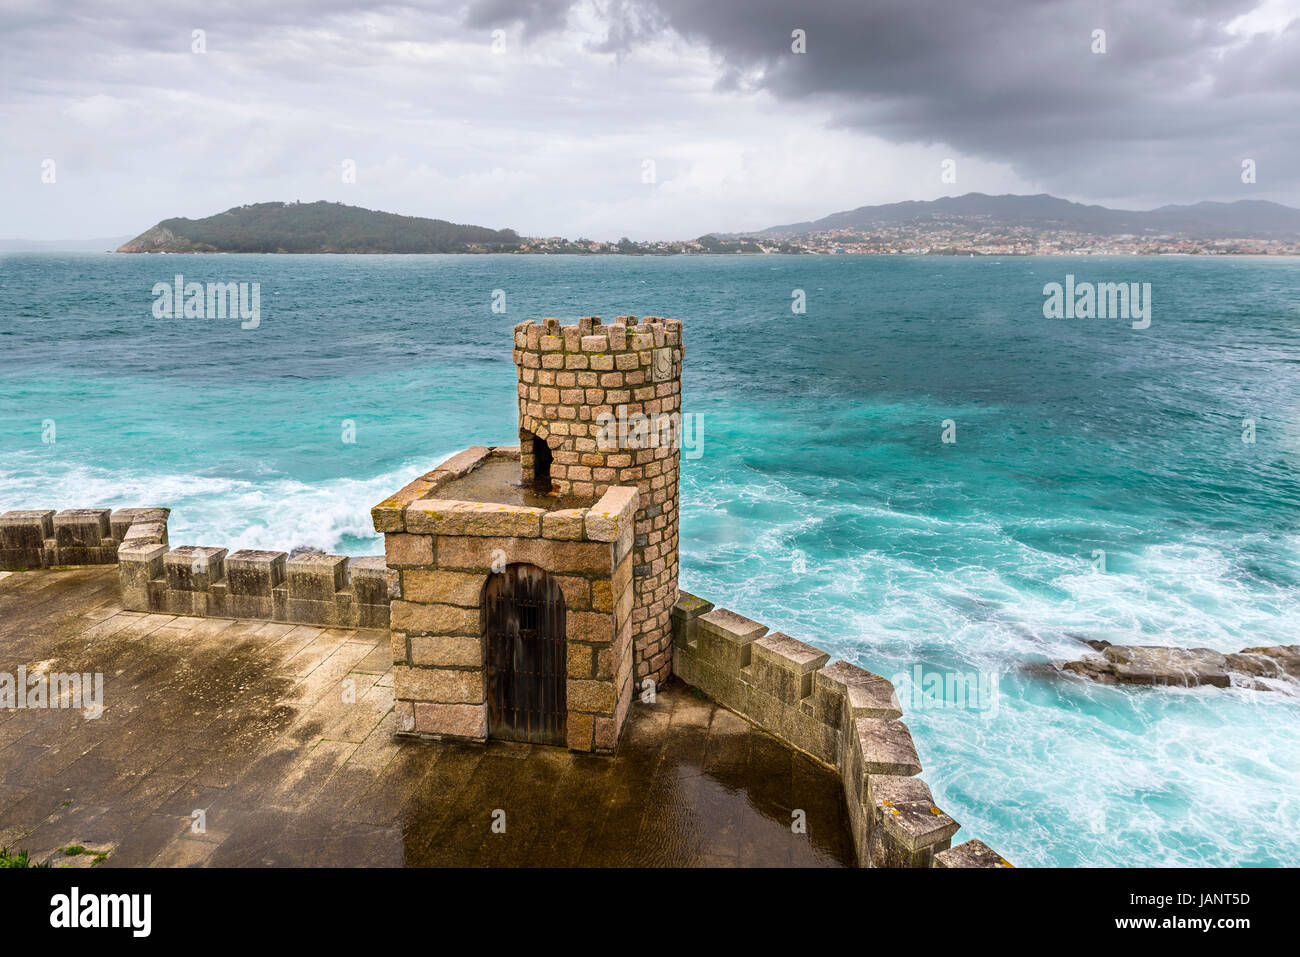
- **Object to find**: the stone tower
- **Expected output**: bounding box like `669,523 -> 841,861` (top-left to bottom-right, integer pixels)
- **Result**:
514,315 -> 682,687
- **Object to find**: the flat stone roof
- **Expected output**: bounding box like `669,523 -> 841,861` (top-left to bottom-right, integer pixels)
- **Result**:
0,567 -> 853,867
437,454 -> 596,511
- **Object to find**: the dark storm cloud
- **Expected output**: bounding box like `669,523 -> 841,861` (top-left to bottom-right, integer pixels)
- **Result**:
3,0 -> 1298,241
521,0 -> 1300,202
464,0 -> 574,37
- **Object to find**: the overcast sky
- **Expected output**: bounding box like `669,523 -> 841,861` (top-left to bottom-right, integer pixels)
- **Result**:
3,0 -> 1299,240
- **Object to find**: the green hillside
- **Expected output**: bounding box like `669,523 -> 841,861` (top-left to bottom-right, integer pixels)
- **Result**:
117,201 -> 521,253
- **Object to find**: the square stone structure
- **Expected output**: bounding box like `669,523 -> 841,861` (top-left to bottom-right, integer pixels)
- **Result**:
372,315 -> 683,753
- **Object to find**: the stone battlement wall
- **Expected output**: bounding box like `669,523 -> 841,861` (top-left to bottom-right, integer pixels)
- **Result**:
513,315 -> 682,689
118,536 -> 392,631
671,594 -> 1011,869
0,508 -> 170,570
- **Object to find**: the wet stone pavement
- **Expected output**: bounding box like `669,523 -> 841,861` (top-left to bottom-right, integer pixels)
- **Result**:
0,567 -> 853,867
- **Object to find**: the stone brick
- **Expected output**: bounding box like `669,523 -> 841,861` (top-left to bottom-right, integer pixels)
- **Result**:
0,510 -> 54,557
121,522 -> 167,547
593,715 -> 618,750
53,509 -> 110,547
852,718 -> 922,777
697,607 -> 768,670
568,642 -> 595,678
615,585 -> 634,630
413,702 -> 488,739
406,500 -> 543,538
393,700 -> 415,733
932,839 -> 1014,869
567,678 -> 616,713
118,542 -> 167,610
433,446 -> 492,477
226,550 -> 287,596
867,775 -> 960,864
552,574 -> 590,610
436,536 -> 613,576
591,579 -> 613,613
385,533 -> 433,566
750,632 -> 831,703
541,509 -> 586,540
164,546 -> 227,592
402,569 -> 485,607
110,507 -> 169,542
394,665 -> 483,704
349,556 -> 390,606
390,600 -> 480,635
372,475 -> 440,531
814,660 -> 903,729
584,485 -> 637,542
566,711 -> 595,751
410,634 -> 483,668
358,601 -> 390,629
285,553 -> 348,601
613,555 -> 633,599
285,595 -> 354,628
568,611 -> 615,643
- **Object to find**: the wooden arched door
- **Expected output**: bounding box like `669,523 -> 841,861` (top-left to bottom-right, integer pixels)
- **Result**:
484,564 -> 566,745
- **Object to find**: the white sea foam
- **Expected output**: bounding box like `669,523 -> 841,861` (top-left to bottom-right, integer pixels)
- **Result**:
3,441 -> 1295,867
0,459 -> 435,556
677,477 -> 1300,865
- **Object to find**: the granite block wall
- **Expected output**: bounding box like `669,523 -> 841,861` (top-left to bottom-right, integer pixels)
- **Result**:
0,507 -> 169,570
118,536 -> 391,630
671,593 -> 1012,869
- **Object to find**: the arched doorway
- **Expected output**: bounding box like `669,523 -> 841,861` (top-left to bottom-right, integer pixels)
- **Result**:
484,563 -> 567,745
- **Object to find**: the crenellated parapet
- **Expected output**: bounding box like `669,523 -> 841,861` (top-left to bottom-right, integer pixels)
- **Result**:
0,507 -> 170,570
117,538 -> 392,630
1,504 -> 394,631
671,593 -> 1013,869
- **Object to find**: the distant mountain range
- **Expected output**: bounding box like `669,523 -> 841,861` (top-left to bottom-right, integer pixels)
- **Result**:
745,193 -> 1300,240
116,201 -> 520,253
8,193 -> 1300,254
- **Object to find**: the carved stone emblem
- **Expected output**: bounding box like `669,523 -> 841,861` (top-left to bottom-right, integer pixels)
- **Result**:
652,348 -> 673,382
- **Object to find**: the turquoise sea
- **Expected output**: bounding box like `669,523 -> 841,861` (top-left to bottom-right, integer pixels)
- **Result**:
2,252 -> 1298,867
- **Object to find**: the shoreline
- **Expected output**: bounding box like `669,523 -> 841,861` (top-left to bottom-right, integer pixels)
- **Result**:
7,249 -> 1300,258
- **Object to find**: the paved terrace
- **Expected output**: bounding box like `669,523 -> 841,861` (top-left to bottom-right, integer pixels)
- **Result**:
0,567 -> 853,867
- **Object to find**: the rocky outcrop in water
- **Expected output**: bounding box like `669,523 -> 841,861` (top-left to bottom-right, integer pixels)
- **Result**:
1061,643 -> 1300,690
